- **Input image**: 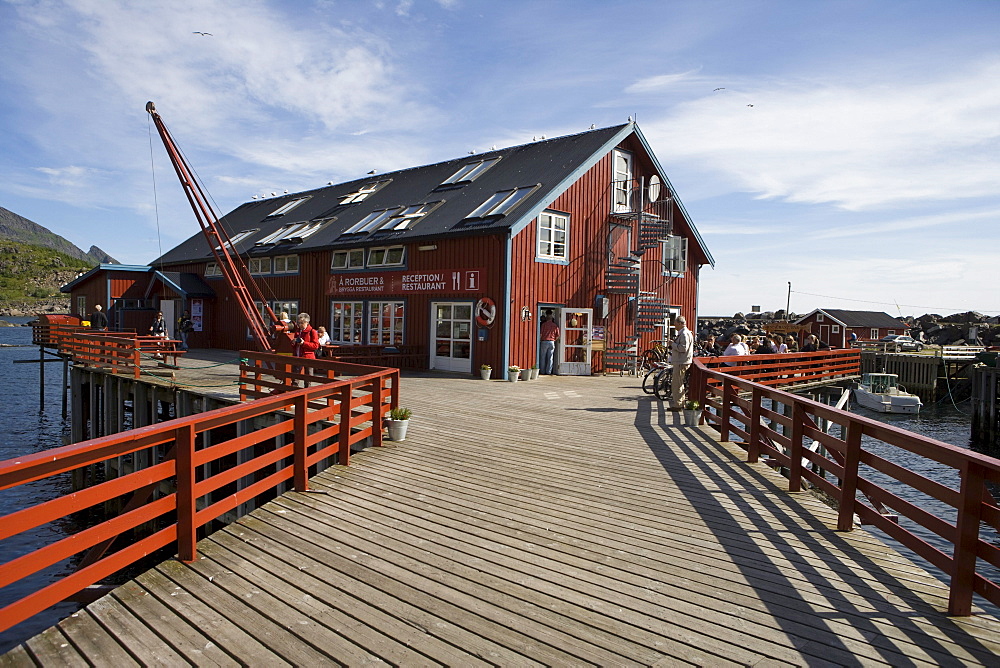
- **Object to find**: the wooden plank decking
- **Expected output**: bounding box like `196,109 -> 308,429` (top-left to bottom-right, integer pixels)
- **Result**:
6,372 -> 1000,666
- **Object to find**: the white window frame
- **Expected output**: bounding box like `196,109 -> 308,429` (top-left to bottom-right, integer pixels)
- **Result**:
205,262 -> 222,277
267,197 -> 309,217
255,220 -> 324,246
613,149 -> 634,213
369,301 -> 405,346
216,229 -> 258,252
832,325 -> 840,334
661,235 -> 688,275
441,157 -> 501,186
817,313 -> 825,322
248,257 -> 272,275
384,202 -> 439,231
343,208 -> 400,235
870,328 -> 879,339
465,185 -> 538,219
536,211 -> 569,261
368,245 -> 405,267
330,300 -> 364,344
273,255 -> 299,274
331,248 -> 365,270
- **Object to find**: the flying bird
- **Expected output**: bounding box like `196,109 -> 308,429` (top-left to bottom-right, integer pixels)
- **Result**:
747,104 -> 754,107
192,31 -> 213,36
714,87 -> 725,91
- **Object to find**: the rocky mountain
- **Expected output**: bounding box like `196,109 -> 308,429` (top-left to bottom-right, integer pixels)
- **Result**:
0,206 -> 118,265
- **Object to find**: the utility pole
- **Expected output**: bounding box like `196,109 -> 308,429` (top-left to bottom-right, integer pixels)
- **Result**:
786,282 -> 791,319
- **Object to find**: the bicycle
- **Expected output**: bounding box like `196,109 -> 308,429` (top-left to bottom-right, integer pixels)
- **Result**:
642,361 -> 671,395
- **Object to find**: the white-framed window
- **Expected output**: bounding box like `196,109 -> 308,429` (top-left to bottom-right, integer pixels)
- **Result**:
870,328 -> 879,339
888,330 -> 896,335
465,185 -> 538,219
273,255 -> 299,274
384,202 -> 440,231
537,211 -> 569,261
256,300 -> 299,320
248,257 -> 272,275
340,180 -> 390,205
817,313 -> 825,322
331,248 -> 365,270
832,325 -> 840,334
343,208 -> 399,234
613,150 -> 634,213
369,301 -> 405,345
267,197 -> 309,217
216,229 -> 258,252
205,262 -> 222,277
330,301 -> 364,343
441,157 -> 500,186
661,235 -> 687,275
77,296 -> 87,317
368,246 -> 405,267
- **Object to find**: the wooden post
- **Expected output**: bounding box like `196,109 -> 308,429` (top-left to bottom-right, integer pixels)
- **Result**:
949,462 -> 986,616
719,377 -> 732,443
788,401 -> 805,492
338,382 -> 353,465
38,345 -> 45,410
371,378 -> 385,449
175,423 -> 197,562
293,394 -> 309,491
837,420 -> 863,531
748,386 -> 761,463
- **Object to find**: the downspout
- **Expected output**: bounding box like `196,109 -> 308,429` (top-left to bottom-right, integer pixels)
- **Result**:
502,230 -> 513,373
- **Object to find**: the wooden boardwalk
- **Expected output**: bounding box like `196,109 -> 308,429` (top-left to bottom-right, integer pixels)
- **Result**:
5,372 -> 1000,666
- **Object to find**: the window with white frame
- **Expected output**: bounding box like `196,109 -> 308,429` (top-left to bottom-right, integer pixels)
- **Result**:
368,246 -> 405,267
340,181 -> 390,205
537,211 -> 569,260
331,248 -> 365,270
383,202 -> 440,231
215,229 -> 258,252
255,220 -> 324,246
832,325 -> 840,334
871,328 -> 879,339
817,313 -> 825,322
273,255 -> 299,274
248,257 -> 272,275
343,208 -> 400,234
330,301 -> 364,343
267,197 -> 309,217
369,301 -> 404,345
440,157 -> 500,186
205,262 -> 222,277
888,329 -> 896,335
613,150 -> 634,213
465,185 -> 538,219
661,235 -> 687,275
256,300 -> 299,320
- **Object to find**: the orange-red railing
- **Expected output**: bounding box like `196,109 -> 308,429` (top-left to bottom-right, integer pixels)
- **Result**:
689,356 -> 1000,616
0,359 -> 397,634
698,348 -> 860,387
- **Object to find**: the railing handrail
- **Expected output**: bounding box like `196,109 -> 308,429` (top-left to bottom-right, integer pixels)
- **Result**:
689,356 -> 1000,616
0,355 -> 399,634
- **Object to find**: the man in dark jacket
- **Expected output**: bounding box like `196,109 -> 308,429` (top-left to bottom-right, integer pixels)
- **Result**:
90,304 -> 108,330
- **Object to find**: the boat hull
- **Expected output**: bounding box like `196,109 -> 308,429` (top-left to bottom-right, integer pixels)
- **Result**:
854,387 -> 922,414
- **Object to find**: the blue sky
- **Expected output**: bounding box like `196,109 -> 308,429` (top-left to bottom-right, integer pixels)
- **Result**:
1,0 -> 998,317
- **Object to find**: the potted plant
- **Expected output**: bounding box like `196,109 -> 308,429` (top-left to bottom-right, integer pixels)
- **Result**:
480,364 -> 492,380
507,365 -> 520,382
519,366 -> 532,381
529,363 -> 539,380
683,400 -> 701,426
386,406 -> 412,441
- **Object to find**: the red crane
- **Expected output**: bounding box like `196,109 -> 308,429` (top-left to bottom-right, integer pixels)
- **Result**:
145,101 -> 284,352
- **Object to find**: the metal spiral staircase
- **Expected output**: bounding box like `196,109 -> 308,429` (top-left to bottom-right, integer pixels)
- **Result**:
603,178 -> 675,373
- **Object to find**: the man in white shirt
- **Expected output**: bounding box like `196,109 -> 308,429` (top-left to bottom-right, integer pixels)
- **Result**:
669,315 -> 694,410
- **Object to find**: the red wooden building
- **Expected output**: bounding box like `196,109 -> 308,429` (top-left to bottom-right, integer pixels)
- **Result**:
794,309 -> 908,348
64,122 -> 713,375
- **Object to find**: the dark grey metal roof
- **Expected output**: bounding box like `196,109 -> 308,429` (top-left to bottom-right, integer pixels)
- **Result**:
152,124 -> 630,266
153,271 -> 217,298
800,309 -> 908,328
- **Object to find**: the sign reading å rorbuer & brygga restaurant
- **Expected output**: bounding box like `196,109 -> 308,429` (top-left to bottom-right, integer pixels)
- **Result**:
327,269 -> 485,296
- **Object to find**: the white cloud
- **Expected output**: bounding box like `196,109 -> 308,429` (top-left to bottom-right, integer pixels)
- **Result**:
639,60 -> 1000,211
624,70 -> 704,94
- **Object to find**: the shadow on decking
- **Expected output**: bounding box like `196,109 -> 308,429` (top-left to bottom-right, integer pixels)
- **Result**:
630,393 -> 997,664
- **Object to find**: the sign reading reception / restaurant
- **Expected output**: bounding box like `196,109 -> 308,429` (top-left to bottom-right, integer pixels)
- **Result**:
327,269 -> 485,296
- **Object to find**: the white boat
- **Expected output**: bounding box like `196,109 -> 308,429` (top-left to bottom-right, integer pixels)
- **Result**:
854,373 -> 922,414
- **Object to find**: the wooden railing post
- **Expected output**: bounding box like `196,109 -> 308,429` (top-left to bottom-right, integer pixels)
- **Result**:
837,420 -> 863,531
371,378 -> 385,449
293,394 -> 309,492
788,401 -> 805,492
175,423 -> 197,562
748,386 -> 762,463
338,382 -> 353,465
133,342 -> 141,379
719,377 -> 732,443
949,462 -> 986,616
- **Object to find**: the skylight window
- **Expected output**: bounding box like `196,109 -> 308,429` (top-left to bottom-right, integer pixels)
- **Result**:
254,221 -> 325,246
340,180 -> 389,205
267,197 -> 309,217
342,208 -> 400,234
441,157 -> 501,186
214,229 -> 258,252
465,185 -> 538,219
383,202 -> 440,231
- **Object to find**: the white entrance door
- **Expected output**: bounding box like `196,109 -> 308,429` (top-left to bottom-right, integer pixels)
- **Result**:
431,302 -> 473,373
160,300 -> 176,338
557,308 -> 593,376
613,150 -> 634,213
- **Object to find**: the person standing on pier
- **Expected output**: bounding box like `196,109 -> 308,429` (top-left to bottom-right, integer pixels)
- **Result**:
669,315 -> 694,410
177,311 -> 193,350
89,304 -> 108,331
539,311 -> 560,375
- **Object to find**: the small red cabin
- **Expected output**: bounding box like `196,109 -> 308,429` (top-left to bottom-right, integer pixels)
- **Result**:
795,309 -> 908,348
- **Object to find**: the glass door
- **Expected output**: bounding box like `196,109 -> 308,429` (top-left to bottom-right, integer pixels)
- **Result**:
557,308 -> 593,375
431,302 -> 473,373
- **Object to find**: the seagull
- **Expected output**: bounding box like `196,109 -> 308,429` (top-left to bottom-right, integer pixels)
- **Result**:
589,124 -> 596,129
747,104 -> 754,107
327,181 -> 333,185
192,31 -> 213,36
714,87 -> 725,91
367,169 -> 376,175
491,145 -> 497,150
468,150 -> 475,155
627,115 -> 633,122
252,195 -> 258,199
283,189 -> 288,193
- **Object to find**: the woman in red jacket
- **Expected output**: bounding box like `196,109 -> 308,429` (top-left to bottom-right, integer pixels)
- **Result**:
293,313 -> 321,359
